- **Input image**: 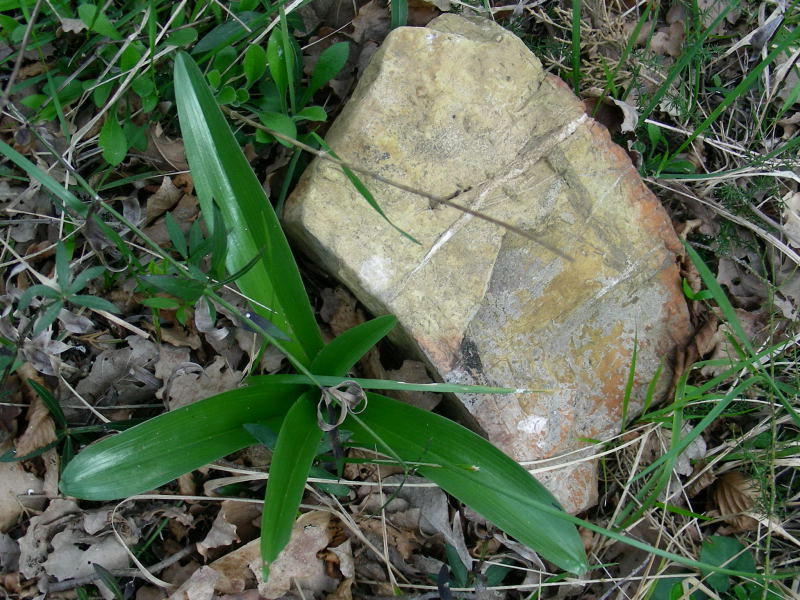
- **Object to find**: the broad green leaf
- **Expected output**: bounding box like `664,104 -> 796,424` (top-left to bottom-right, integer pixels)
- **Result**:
71,295 -> 119,313
174,52 -> 322,365
164,27 -> 197,47
258,313 -> 397,576
700,536 -> 756,593
293,105 -> 327,122
55,242 -> 70,288
17,284 -> 60,311
258,111 -> 297,147
59,385 -> 304,500
99,112 -> 128,166
140,274 -> 206,301
165,212 -> 188,258
141,297 -> 181,310
310,314 -> 396,374
347,393 -> 589,575
305,42 -> 349,100
217,85 -> 236,105
267,28 -> 288,111
192,11 -> 266,55
131,76 -> 155,99
33,301 -> 63,335
244,45 -> 268,87
69,265 -> 108,294
390,0 -> 408,29
77,4 -> 121,40
260,391 -> 323,576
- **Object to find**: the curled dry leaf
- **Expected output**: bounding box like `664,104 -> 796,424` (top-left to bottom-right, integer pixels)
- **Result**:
712,471 -> 759,531
651,20 -> 685,58
197,500 -> 261,558
349,0 -> 391,44
15,364 -> 57,458
145,176 -> 183,224
254,510 -> 342,599
782,191 -> 800,247
74,335 -> 159,410
147,123 -> 189,171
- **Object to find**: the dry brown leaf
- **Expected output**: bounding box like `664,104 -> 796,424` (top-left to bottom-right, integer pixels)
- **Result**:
167,565 -> 219,600
713,471 -> 759,531
782,190 -> 800,247
0,443 -> 44,531
164,356 -> 243,410
15,365 -> 57,458
686,459 -> 716,497
141,193 -> 199,248
778,112 -> 800,138
208,538 -> 260,594
145,176 -> 183,224
147,123 -> 189,171
74,336 -> 159,407
350,0 -> 391,44
651,20 -> 685,57
254,511 -> 340,599
197,500 -> 261,558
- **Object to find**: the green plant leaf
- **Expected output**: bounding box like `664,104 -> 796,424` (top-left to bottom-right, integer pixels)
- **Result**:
55,242 -> 70,289
258,111 -> 297,147
99,112 -> 128,166
173,52 -> 323,365
390,0 -> 408,29
267,28 -> 288,111
311,314 -> 397,374
260,391 -> 323,577
217,85 -> 236,105
33,300 -> 63,335
17,284 -> 60,311
244,44 -> 268,88
306,42 -> 349,99
141,297 -> 181,310
292,105 -> 327,122
70,295 -> 120,313
140,274 -> 206,301
77,4 -> 121,40
59,385 -> 304,500
164,27 -> 197,47
700,536 -> 756,592
347,392 -> 589,575
165,212 -> 188,258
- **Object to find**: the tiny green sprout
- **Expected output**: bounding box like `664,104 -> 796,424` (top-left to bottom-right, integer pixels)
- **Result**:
16,242 -> 120,335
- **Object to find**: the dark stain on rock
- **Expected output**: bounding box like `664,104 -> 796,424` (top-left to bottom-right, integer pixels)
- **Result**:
459,336 -> 484,375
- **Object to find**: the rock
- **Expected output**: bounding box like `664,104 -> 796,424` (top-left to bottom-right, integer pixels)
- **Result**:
285,14 -> 692,513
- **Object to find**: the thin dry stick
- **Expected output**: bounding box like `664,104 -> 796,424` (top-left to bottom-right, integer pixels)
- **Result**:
0,0 -> 44,114
222,107 -> 574,262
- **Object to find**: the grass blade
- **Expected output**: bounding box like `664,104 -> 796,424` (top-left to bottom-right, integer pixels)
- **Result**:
249,374 -> 524,395
173,52 -> 323,365
347,393 -> 589,575
59,385 -> 304,500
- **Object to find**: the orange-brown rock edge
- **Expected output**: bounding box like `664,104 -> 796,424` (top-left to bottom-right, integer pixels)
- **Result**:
285,14 -> 692,513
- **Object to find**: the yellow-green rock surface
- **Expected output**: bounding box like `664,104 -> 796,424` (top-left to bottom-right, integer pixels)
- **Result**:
285,14 -> 692,513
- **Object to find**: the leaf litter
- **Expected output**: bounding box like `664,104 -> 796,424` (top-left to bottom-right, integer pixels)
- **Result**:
2,0 -> 799,598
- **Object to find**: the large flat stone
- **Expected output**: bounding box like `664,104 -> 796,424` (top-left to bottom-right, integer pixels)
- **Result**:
285,14 -> 692,513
